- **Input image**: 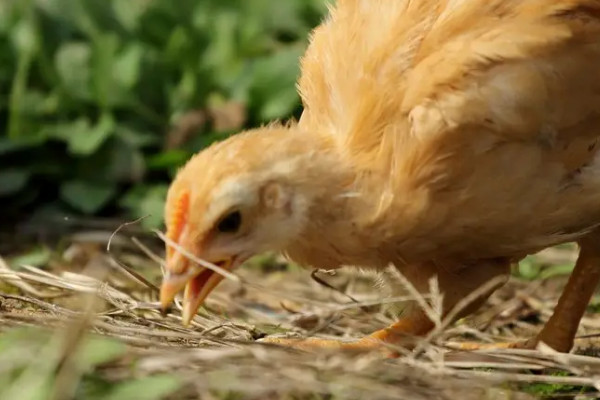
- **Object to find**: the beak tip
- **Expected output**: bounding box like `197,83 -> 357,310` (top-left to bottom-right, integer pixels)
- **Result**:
159,279 -> 179,315
181,311 -> 193,327
181,299 -> 201,327
160,304 -> 172,317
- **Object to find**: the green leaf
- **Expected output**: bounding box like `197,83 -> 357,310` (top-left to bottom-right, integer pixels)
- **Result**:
8,10 -> 38,139
67,113 -> 115,156
60,180 -> 116,214
111,0 -> 149,31
253,1 -> 307,37
0,138 -> 37,155
114,126 -> 158,148
114,44 -> 143,89
106,141 -> 146,182
188,130 -> 233,153
0,1 -> 12,34
91,33 -> 121,108
99,375 -> 182,400
169,68 -> 197,111
55,42 -> 92,100
203,11 -> 242,88
305,0 -> 329,18
37,0 -> 100,39
120,184 -> 168,229
588,296 -> 600,313
42,118 -> 89,142
76,335 -> 127,370
146,150 -> 189,170
10,17 -> 38,55
19,90 -> 46,116
0,328 -> 57,400
539,264 -> 575,280
0,169 -> 30,196
0,328 -> 32,354
1,375 -> 53,400
249,45 -> 303,121
164,27 -> 190,63
9,246 -> 51,268
516,257 -> 541,280
259,86 -> 300,121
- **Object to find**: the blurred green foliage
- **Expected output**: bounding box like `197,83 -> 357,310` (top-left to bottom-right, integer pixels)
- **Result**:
0,0 -> 327,229
0,327 -> 182,400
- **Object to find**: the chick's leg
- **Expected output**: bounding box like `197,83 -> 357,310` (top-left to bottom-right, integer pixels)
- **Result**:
454,234 -> 600,352
364,258 -> 510,347
261,306 -> 435,353
535,234 -> 600,352
261,258 -> 510,354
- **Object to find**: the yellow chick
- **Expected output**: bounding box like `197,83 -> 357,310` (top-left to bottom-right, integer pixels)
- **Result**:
160,0 -> 600,354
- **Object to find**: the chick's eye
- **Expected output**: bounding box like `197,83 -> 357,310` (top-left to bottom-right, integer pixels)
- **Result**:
216,210 -> 242,233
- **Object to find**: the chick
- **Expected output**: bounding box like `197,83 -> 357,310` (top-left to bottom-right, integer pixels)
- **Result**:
161,0 -> 600,354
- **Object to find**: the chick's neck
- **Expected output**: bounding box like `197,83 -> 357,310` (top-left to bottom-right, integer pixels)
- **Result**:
276,129 -> 388,270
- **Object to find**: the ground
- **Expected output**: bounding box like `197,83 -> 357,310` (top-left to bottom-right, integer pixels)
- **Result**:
1,226 -> 600,399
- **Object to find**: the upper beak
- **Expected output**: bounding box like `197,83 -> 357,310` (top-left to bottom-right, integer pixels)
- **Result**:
160,249 -> 234,326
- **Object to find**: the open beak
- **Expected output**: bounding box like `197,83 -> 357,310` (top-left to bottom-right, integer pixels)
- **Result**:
160,251 -> 236,326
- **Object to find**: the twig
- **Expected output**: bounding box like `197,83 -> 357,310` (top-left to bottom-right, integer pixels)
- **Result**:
0,293 -> 79,316
106,256 -> 160,293
386,264 -> 441,329
131,237 -> 166,269
105,217 -> 161,292
106,216 -> 150,253
0,255 -> 57,298
154,229 -> 240,283
310,269 -> 374,313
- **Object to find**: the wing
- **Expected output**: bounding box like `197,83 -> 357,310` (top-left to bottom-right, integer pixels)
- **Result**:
299,0 -> 600,149
399,0 -> 600,257
298,0 -> 600,259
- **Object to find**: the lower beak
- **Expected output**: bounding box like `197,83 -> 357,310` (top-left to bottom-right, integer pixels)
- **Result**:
160,257 -> 234,326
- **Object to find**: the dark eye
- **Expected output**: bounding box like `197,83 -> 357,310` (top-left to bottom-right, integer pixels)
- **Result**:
216,210 -> 242,233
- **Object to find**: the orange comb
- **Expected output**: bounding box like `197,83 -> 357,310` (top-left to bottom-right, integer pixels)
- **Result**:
166,190 -> 190,259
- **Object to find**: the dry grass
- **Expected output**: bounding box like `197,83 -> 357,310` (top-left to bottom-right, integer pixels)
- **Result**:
1,229 -> 600,399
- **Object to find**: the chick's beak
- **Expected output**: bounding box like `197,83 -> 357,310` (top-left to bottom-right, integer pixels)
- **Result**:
160,249 -> 233,326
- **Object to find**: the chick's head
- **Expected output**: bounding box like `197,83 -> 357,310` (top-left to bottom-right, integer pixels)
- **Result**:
160,126 -> 321,323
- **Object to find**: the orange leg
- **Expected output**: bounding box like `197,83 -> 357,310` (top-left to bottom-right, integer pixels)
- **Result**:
368,307 -> 435,345
260,258 -> 510,355
453,235 -> 600,352
260,307 -> 434,355
535,235 -> 600,352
